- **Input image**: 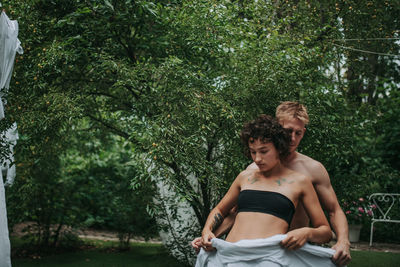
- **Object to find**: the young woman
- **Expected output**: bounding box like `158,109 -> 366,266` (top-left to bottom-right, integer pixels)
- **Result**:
196,115 -> 334,267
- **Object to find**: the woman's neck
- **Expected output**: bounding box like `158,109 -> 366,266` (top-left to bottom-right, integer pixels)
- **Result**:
259,161 -> 284,178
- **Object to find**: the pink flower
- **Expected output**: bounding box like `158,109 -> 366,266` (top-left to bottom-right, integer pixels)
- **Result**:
359,198 -> 364,202
367,210 -> 373,216
345,211 -> 351,214
371,204 -> 377,209
358,207 -> 365,213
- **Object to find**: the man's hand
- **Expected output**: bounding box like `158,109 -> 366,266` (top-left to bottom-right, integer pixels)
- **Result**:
331,241 -> 351,266
280,228 -> 310,250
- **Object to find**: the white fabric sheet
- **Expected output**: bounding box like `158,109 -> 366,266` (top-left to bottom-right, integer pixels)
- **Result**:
0,170 -> 11,267
195,234 -> 340,267
0,96 -> 4,119
2,122 -> 18,186
0,11 -> 23,90
0,10 -> 22,267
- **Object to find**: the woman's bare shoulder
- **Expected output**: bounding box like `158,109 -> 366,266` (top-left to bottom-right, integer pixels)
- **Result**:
245,162 -> 259,171
237,168 -> 257,178
234,168 -> 258,184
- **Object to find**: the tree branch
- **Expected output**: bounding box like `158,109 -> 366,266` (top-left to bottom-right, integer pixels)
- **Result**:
86,113 -> 130,140
165,160 -> 205,225
86,91 -> 133,111
125,84 -> 141,99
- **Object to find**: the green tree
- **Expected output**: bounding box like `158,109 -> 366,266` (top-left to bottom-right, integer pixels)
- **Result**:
4,0 -> 400,263
60,127 -> 158,249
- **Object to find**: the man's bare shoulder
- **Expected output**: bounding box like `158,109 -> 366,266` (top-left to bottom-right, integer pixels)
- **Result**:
295,152 -> 324,169
292,152 -> 329,184
285,168 -> 312,185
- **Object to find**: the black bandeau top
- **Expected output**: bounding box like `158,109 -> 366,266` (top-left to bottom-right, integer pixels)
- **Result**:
237,189 -> 295,225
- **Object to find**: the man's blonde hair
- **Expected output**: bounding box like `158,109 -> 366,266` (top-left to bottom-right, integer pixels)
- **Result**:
275,101 -> 309,125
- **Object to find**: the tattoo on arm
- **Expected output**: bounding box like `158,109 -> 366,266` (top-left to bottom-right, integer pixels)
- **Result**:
212,213 -> 224,232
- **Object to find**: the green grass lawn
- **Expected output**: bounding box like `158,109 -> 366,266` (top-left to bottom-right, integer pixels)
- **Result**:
11,238 -> 400,267
12,242 -> 181,267
349,250 -> 400,267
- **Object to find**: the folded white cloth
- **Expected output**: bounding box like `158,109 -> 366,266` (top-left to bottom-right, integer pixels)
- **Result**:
195,234 -> 339,267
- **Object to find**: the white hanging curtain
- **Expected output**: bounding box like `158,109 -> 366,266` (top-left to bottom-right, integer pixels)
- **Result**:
0,10 -> 23,267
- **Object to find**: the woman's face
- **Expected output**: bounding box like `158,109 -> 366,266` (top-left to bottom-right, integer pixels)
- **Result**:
249,138 -> 280,172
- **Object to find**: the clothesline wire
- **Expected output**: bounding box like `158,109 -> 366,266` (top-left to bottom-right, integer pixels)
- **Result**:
331,43 -> 400,58
332,38 -> 400,41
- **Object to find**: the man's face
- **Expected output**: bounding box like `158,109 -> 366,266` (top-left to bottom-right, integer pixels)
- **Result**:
279,118 -> 306,153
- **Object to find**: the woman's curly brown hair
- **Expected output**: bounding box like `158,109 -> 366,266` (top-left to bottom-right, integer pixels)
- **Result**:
240,114 -> 291,159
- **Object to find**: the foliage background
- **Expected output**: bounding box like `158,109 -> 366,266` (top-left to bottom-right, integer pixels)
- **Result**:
1,0 -> 399,265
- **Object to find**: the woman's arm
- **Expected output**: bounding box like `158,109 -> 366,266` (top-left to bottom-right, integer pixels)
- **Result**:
213,206 -> 237,237
281,177 -> 332,250
201,174 -> 242,248
191,206 -> 237,252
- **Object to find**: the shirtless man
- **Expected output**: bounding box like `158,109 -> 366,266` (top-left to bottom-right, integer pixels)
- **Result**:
192,101 -> 351,266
